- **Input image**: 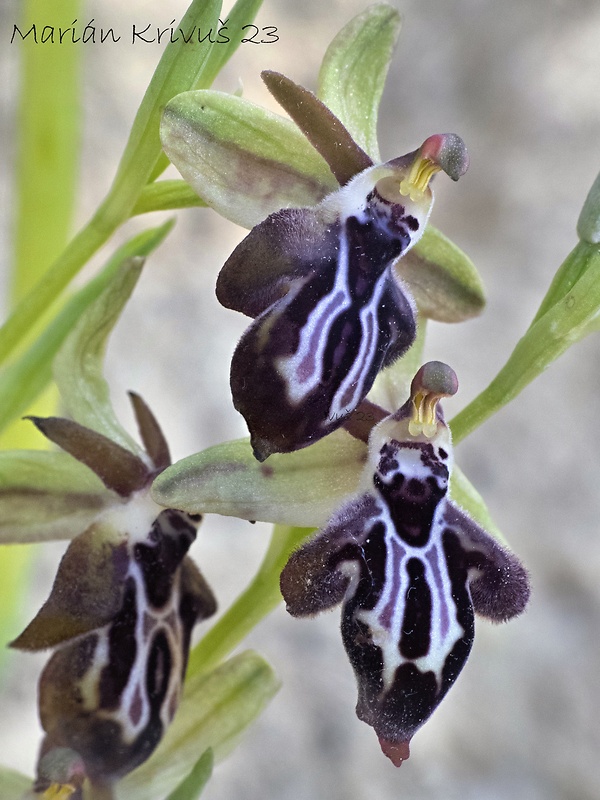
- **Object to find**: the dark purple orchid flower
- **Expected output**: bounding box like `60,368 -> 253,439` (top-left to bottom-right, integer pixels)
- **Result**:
280,363 -> 529,765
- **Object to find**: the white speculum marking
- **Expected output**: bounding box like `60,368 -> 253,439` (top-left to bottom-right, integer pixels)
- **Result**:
278,223 -> 351,405
117,557 -> 184,743
355,448 -> 464,695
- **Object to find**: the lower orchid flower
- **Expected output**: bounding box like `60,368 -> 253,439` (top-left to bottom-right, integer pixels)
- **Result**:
279,362 -> 530,765
11,395 -> 217,798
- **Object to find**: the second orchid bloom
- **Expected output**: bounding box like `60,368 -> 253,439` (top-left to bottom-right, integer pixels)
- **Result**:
280,362 -> 529,765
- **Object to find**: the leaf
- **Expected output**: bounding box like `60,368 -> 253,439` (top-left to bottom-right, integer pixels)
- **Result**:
148,0 -> 265,183
13,0 -> 82,305
0,0 -> 223,369
52,259 -> 146,457
577,168 -> 600,244
0,450 -> 113,544
132,180 -> 207,216
188,525 -> 313,677
396,225 -> 486,322
165,749 -> 213,800
317,4 -> 402,161
151,429 -> 366,528
451,240 -> 600,442
161,90 -> 337,228
0,220 -> 173,436
118,652 -> 279,800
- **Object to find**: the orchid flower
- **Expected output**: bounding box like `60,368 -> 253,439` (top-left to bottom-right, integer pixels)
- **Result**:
0,257 -> 278,800
218,122 -> 469,460
160,8 -> 484,460
280,362 -> 529,765
12,400 -> 216,797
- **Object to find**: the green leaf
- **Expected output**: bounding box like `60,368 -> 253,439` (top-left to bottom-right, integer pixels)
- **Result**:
161,90 -> 337,228
111,0 -> 222,205
0,546 -> 34,664
0,0 -> 222,368
318,4 -> 402,161
0,451 -> 113,544
0,222 -> 173,436
165,749 -> 213,800
132,180 -> 207,216
118,652 -> 279,800
52,258 -> 149,456
151,429 -> 365,527
396,225 -> 486,322
450,465 -> 507,546
452,240 -> 600,442
0,765 -> 31,800
577,168 -> 600,244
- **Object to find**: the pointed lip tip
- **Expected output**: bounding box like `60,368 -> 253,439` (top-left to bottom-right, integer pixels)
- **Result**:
378,736 -> 411,767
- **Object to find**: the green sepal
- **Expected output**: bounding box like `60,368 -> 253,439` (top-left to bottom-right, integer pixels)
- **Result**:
160,90 -> 337,228
151,430 -> 366,528
10,521 -> 127,650
397,226 -> 486,322
118,651 -> 279,800
0,766 -> 31,800
165,749 -> 213,800
0,450 -> 113,544
53,258 -> 147,457
317,4 -> 402,162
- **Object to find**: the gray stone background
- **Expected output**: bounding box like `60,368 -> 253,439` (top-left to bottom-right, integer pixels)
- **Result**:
2,0 -> 600,798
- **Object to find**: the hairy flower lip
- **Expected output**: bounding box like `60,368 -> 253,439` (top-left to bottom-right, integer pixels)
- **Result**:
279,363 -> 530,764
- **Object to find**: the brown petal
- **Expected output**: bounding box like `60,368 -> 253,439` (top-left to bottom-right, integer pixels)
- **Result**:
262,70 -> 373,186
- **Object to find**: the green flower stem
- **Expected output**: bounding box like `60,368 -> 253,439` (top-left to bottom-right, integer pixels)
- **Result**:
187,525 -> 313,678
451,240 -> 600,443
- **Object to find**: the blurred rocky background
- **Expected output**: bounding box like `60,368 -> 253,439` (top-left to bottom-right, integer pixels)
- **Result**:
2,0 -> 600,798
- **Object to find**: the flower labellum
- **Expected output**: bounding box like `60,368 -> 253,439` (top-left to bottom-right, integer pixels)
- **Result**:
280,362 -> 529,764
218,135 -> 469,461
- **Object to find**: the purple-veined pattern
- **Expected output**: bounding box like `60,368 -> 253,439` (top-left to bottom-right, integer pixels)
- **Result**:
280,363 -> 529,765
218,135 -> 469,460
34,507 -> 216,786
